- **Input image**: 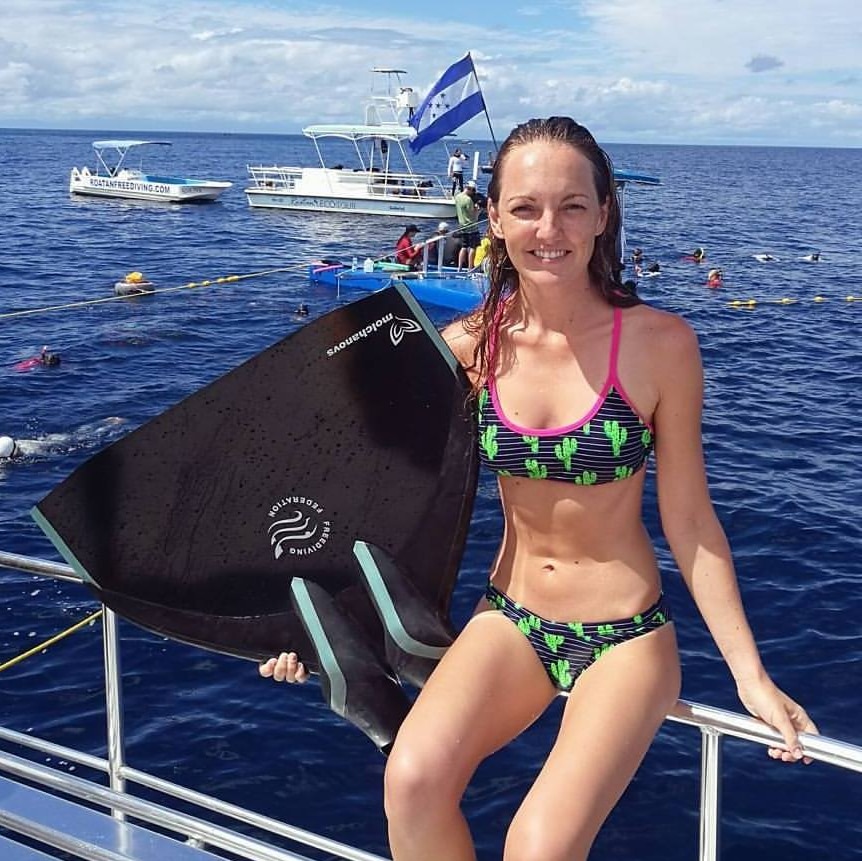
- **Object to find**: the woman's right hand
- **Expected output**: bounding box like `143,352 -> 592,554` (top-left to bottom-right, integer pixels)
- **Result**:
258,651 -> 309,684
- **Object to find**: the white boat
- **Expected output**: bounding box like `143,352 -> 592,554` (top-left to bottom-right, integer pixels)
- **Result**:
245,69 -> 457,220
70,140 -> 233,203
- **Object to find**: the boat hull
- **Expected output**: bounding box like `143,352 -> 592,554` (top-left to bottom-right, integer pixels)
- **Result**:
308,262 -> 484,312
247,188 -> 455,219
70,171 -> 231,203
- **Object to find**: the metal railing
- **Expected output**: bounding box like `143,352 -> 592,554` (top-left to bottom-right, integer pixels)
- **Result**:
0,549 -> 859,861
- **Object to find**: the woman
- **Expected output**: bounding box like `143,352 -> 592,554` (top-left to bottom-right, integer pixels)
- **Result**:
395,224 -> 423,269
262,117 -> 815,861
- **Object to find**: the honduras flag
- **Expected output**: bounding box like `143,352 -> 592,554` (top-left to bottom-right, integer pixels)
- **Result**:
409,54 -> 486,154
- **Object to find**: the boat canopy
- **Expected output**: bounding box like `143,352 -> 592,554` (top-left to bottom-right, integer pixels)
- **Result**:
302,124 -> 415,142
92,140 -> 173,150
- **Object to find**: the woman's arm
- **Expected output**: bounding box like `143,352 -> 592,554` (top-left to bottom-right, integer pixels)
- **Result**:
652,314 -> 817,761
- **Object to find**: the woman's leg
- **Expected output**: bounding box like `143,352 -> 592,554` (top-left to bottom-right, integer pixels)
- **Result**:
504,624 -> 681,861
386,609 -> 557,861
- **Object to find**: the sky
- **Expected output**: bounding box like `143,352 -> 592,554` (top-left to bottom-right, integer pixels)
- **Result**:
1,0 -> 859,147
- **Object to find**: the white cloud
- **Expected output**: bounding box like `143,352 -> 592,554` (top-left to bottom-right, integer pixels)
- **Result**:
0,0 -> 858,146
815,99 -> 862,120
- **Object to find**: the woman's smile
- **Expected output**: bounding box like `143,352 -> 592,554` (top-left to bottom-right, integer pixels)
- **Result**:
530,248 -> 569,262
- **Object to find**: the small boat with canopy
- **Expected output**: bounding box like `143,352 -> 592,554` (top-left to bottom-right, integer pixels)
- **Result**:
69,140 -> 232,203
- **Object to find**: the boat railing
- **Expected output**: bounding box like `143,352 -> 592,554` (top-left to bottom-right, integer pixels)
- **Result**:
0,549 -> 859,861
366,169 -> 445,198
246,165 -> 449,200
246,164 -> 301,191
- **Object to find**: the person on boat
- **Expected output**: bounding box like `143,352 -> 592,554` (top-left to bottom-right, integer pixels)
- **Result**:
261,116 -> 817,860
426,221 -> 462,268
388,115 -> 816,859
706,267 -> 724,288
394,225 -> 423,269
455,181 -> 481,271
265,118 -> 819,850
472,231 -> 492,273
447,148 -> 468,195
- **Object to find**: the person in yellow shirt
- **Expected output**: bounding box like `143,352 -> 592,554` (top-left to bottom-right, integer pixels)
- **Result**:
473,232 -> 491,272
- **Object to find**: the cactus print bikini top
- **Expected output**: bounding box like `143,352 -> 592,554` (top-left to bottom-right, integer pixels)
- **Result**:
477,306 -> 654,485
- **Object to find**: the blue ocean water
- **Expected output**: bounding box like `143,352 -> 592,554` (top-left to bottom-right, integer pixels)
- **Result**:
0,129 -> 860,860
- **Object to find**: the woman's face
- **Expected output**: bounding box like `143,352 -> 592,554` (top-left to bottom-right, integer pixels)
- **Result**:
488,139 -> 608,289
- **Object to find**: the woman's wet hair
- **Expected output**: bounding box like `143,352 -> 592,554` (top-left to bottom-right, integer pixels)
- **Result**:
465,116 -> 638,387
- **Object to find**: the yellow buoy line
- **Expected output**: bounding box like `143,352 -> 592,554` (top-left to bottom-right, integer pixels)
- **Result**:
727,296 -> 861,308
0,608 -> 103,673
0,262 -> 309,322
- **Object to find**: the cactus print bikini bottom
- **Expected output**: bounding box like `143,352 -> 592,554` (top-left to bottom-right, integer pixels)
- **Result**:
485,583 -> 672,692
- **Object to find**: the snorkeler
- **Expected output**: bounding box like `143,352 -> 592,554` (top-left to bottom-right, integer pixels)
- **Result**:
14,346 -> 62,372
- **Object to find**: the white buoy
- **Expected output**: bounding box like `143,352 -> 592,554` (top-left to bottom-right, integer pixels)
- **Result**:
0,435 -> 21,459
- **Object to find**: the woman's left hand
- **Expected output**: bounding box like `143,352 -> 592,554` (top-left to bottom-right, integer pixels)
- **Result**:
736,674 -> 818,764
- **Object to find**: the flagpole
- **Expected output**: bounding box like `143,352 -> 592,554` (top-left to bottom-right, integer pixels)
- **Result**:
468,53 -> 499,155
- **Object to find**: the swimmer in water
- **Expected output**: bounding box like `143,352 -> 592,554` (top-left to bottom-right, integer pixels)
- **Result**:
39,346 -> 61,366
14,346 -> 61,372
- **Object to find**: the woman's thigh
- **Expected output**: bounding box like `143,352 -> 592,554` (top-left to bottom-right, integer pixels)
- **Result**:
506,624 -> 681,859
388,609 -> 557,793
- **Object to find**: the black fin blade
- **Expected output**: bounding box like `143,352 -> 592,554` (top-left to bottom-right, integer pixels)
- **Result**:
290,578 -> 411,753
354,540 -> 454,687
